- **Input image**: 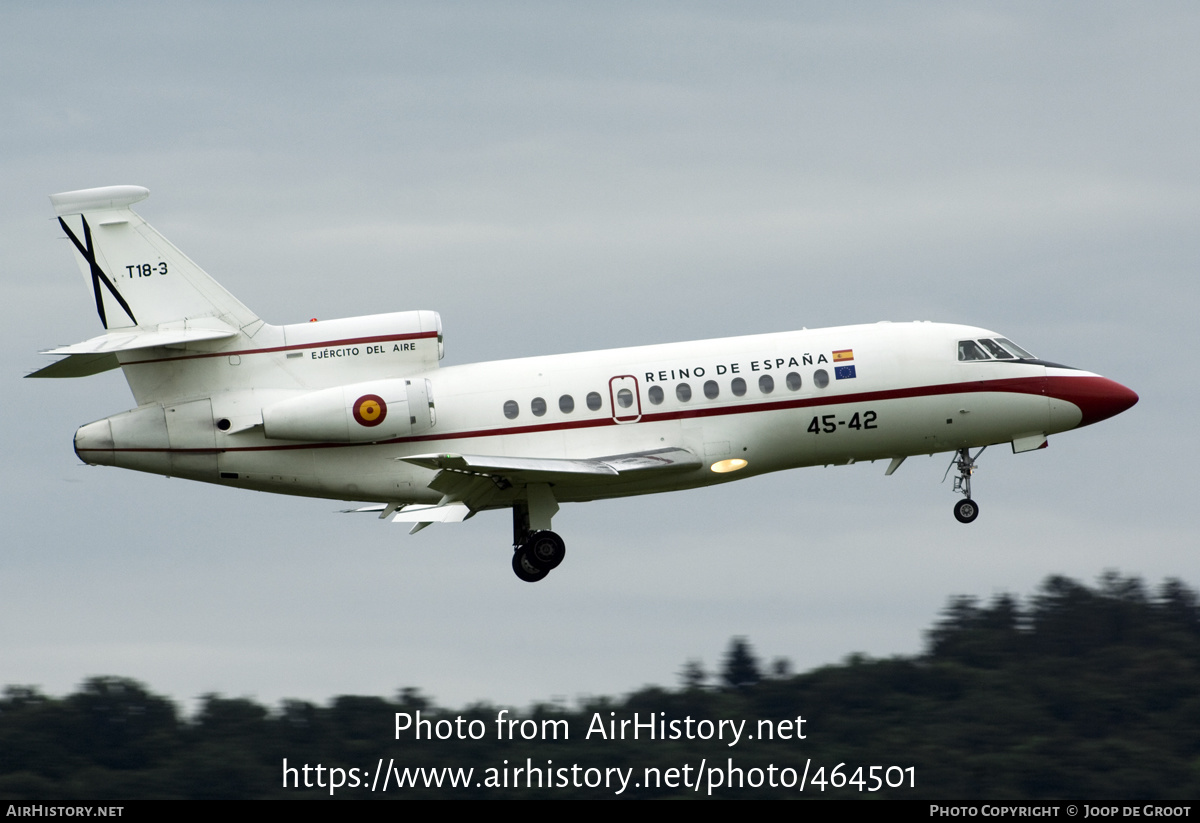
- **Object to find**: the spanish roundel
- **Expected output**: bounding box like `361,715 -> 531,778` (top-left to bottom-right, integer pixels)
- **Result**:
352,394 -> 387,427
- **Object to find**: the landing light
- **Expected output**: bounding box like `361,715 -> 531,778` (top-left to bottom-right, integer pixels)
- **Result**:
710,458 -> 748,473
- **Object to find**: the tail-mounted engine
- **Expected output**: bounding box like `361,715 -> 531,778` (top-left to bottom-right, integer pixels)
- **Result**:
261,377 -> 435,442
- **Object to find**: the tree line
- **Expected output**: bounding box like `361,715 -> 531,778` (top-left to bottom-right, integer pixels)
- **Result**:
1,573 -> 1197,798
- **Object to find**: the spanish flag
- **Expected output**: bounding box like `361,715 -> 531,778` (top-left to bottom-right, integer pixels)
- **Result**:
833,349 -> 854,362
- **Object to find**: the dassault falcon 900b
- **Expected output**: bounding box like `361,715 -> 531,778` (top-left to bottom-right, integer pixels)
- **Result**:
31,186 -> 1138,582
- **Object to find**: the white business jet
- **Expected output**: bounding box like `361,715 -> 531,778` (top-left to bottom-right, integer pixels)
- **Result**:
32,186 -> 1138,582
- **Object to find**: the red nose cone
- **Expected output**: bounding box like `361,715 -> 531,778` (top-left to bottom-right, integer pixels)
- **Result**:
1047,376 -> 1139,428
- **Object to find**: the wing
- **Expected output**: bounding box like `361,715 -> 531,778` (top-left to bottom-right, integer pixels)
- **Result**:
383,447 -> 702,531
399,447 -> 701,482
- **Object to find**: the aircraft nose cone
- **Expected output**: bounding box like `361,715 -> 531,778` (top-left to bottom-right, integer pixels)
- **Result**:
1048,375 -> 1139,428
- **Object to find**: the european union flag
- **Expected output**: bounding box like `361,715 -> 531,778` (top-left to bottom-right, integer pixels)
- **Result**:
835,365 -> 856,380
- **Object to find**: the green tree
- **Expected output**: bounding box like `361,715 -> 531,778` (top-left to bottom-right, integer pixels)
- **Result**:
721,636 -> 761,689
678,659 -> 707,690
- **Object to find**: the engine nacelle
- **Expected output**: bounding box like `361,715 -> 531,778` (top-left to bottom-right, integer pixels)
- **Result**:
279,310 -> 443,384
261,377 -> 435,442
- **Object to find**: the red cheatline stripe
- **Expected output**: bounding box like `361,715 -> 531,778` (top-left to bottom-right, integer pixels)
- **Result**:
121,331 -> 439,365
79,374 -> 1065,456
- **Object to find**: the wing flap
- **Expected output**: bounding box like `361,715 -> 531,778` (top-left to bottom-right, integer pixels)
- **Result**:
390,503 -> 472,523
602,449 -> 704,473
402,453 -> 618,477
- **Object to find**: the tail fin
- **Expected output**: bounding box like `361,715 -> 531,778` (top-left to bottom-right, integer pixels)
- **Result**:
35,187 -> 440,411
49,185 -> 260,333
31,186 -> 264,381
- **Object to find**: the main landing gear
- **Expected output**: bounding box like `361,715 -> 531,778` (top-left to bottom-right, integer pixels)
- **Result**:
512,530 -> 566,582
945,446 -> 985,524
510,486 -> 565,582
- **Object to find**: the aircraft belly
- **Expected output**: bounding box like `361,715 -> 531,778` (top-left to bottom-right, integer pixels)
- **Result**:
552,474 -> 708,504
313,446 -> 432,502
955,390 -> 1049,446
216,448 -> 318,495
895,390 -> 1049,453
1048,397 -> 1084,432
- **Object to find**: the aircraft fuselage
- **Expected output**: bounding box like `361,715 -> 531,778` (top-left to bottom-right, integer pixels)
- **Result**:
73,319 -> 1130,508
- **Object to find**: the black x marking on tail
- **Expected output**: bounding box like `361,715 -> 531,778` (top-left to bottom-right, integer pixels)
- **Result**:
58,215 -> 137,329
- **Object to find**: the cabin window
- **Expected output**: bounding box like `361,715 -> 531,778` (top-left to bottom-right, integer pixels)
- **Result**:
786,372 -> 802,391
616,388 -> 633,408
531,397 -> 547,417
704,380 -> 719,399
731,377 -> 747,397
503,400 -> 519,419
676,383 -> 692,402
648,385 -> 664,405
586,391 -> 602,411
559,394 -> 574,413
958,340 -> 990,361
759,374 -> 774,394
814,369 -> 829,388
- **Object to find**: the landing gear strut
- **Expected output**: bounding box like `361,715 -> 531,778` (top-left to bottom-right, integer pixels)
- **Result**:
946,446 -> 984,524
510,489 -> 566,582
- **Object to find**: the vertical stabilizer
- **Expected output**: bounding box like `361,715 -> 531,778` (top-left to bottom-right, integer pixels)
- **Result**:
49,186 -> 261,333
36,187 -> 440,410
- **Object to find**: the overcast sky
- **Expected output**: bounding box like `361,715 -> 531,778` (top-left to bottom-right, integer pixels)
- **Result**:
2,2 -> 1196,712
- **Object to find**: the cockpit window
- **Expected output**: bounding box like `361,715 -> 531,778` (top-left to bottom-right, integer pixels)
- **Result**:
959,337 -> 1036,361
996,338 -> 1035,359
958,340 -> 991,361
978,339 -> 1015,359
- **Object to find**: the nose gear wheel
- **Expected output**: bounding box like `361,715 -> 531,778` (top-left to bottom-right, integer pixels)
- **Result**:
944,446 -> 985,524
954,498 -> 979,523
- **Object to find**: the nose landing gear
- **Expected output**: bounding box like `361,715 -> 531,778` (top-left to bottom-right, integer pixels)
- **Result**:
945,446 -> 984,524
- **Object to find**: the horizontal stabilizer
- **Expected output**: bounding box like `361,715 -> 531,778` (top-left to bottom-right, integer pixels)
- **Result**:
28,322 -> 240,379
43,323 -> 239,355
26,352 -> 120,378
